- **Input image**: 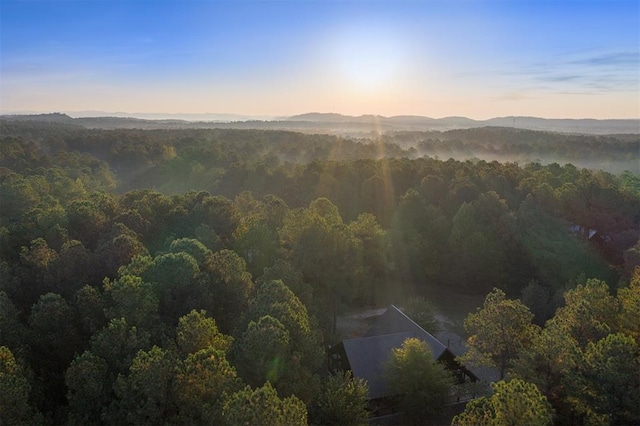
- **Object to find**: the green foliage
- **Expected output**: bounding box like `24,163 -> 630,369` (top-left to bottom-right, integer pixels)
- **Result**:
0,346 -> 38,425
107,346 -> 175,425
97,223 -> 148,278
279,198 -> 363,336
143,251 -> 200,324
520,280 -> 554,326
48,239 -> 94,298
569,333 -> 640,425
88,318 -> 151,377
553,278 -> 618,348
65,351 -> 110,425
510,273 -> 640,424
623,242 -> 640,278
74,285 -> 107,337
617,268 -> 640,342
174,347 -> 242,425
175,309 -> 232,357
309,371 -> 369,426
348,212 -> 387,305
448,203 -> 507,294
222,382 -> 307,426
192,195 -> 240,243
384,338 -> 454,424
400,297 -> 440,334
516,199 -> 616,290
168,238 -> 212,268
233,218 -> 279,278
249,280 -> 317,351
390,189 -> 449,288
450,397 -> 495,426
28,292 -> 82,365
0,123 -> 637,422
0,291 -> 26,356
462,288 -> 539,379
145,252 -> 200,291
103,275 -> 159,331
244,279 -> 323,401
258,259 -> 311,307
203,249 -> 254,333
452,379 -> 554,426
510,319 -> 581,412
233,315 -> 291,389
66,195 -> 113,249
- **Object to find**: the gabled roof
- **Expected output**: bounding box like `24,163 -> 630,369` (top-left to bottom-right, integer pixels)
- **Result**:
334,305 -> 460,400
364,304 -> 448,359
341,331 -> 418,400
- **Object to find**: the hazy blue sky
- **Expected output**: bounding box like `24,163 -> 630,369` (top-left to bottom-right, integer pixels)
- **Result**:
1,0 -> 638,119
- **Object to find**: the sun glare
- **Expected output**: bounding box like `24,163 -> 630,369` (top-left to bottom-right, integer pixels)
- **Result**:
333,28 -> 404,92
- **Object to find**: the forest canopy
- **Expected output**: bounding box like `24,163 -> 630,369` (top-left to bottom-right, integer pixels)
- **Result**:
0,120 -> 638,424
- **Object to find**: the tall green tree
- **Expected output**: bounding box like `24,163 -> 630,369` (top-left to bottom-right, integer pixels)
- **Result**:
384,338 -> 454,425
279,198 -> 362,336
389,189 -> 449,288
520,280 -> 554,326
616,268 -> 640,343
175,309 -> 232,357
243,279 -> 323,401
510,319 -> 580,421
567,333 -> 640,425
28,292 -> 83,412
452,379 -> 554,426
309,371 -> 369,426
221,382 -> 307,426
106,346 -> 176,425
0,346 -> 39,425
348,213 -> 387,306
143,251 -> 200,324
202,249 -> 254,333
553,278 -> 618,348
65,350 -> 110,425
96,223 -> 148,279
103,274 -> 159,331
88,318 -> 151,378
232,217 -> 279,278
462,288 -> 539,379
258,259 -> 311,307
0,291 -> 26,356
516,199 -> 616,290
173,347 -> 242,425
448,203 -> 507,294
74,285 -> 107,338
233,315 -> 291,389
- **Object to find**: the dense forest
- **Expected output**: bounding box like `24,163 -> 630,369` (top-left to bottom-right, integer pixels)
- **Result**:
0,120 -> 639,425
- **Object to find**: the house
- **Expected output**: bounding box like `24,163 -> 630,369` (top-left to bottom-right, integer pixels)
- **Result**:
328,305 -> 478,417
569,224 -> 619,264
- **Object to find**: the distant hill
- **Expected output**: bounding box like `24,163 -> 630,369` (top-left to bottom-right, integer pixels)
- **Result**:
1,112 -> 638,135
287,113 -> 640,134
1,113 -> 77,123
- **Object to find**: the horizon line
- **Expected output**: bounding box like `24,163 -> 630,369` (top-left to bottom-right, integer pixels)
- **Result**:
2,110 -> 639,122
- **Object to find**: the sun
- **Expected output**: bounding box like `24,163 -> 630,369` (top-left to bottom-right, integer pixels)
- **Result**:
334,28 -> 403,92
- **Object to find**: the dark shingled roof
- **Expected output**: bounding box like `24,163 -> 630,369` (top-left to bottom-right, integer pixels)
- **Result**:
364,305 -> 448,359
337,305 -> 457,400
341,331 -> 419,399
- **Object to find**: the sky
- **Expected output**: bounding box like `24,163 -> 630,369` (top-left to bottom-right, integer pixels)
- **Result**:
1,0 -> 639,119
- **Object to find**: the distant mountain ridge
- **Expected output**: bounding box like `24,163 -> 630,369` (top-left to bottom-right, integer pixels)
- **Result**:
286,113 -> 639,134
1,112 -> 638,135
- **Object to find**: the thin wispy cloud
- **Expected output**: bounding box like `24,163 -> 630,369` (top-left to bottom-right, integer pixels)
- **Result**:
570,51 -> 640,67
494,49 -> 640,94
